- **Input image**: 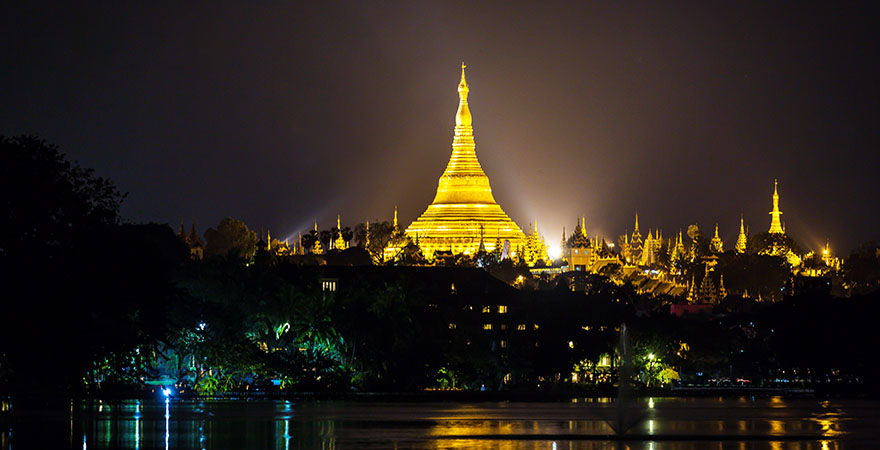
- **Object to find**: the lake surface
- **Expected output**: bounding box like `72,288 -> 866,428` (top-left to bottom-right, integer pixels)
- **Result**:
2,396 -> 878,449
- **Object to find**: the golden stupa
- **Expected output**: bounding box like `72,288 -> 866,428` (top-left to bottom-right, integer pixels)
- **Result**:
405,64 -> 525,257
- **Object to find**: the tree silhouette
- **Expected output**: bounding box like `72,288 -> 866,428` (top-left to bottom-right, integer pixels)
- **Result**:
204,218 -> 258,259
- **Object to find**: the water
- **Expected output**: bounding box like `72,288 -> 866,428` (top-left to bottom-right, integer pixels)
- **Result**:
2,396 -> 878,449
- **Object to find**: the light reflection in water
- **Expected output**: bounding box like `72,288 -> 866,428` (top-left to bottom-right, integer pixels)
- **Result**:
1,397 -> 871,449
164,398 -> 169,450
769,419 -> 785,435
134,400 -> 141,450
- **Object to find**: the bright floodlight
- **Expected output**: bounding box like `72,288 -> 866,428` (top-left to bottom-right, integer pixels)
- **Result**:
161,388 -> 172,397
548,245 -> 561,260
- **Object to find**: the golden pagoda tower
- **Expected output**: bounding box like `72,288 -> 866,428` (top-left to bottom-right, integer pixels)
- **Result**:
311,221 -> 323,255
523,220 -> 549,266
735,215 -> 748,254
670,229 -> 685,270
405,63 -> 525,257
769,179 -> 784,234
333,215 -> 348,250
710,223 -> 723,253
630,214 -> 643,262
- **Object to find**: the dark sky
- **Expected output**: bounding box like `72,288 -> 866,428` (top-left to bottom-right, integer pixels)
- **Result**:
3,1 -> 878,254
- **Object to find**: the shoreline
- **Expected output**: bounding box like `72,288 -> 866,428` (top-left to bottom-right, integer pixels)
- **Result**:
8,385 -> 878,404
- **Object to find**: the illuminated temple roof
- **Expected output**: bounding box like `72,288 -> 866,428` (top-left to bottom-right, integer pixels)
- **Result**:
405,64 -> 525,257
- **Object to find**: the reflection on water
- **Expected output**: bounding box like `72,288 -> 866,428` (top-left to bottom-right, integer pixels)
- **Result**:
1,397 -> 877,449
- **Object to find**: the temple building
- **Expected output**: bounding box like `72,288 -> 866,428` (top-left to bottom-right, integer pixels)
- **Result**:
177,222 -> 204,260
405,64 -> 525,258
566,217 -> 593,271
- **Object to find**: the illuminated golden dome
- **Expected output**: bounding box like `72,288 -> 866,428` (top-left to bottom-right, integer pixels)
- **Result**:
405,64 -> 525,257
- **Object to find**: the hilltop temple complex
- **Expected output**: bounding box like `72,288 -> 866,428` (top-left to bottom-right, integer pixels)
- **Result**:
404,64 -> 526,258
252,67 -> 848,302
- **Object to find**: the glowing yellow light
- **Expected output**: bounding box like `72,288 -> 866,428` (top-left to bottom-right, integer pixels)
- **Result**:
548,245 -> 561,260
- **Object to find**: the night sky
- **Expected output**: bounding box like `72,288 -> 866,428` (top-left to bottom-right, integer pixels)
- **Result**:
3,2 -> 878,253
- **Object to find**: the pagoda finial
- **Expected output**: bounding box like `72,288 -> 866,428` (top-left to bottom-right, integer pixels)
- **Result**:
337,215 -> 341,229
455,63 -> 471,126
634,213 -> 640,233
459,62 -> 467,87
393,205 -> 398,228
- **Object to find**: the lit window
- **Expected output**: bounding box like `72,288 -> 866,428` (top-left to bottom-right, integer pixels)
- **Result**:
448,323 -> 456,330
450,283 -> 456,294
517,324 -> 526,331
482,306 -> 491,313
497,305 -> 508,314
574,250 -> 578,255
500,340 -> 507,348
321,279 -> 337,292
533,324 -> 540,330
568,341 -> 575,349
483,324 -> 493,330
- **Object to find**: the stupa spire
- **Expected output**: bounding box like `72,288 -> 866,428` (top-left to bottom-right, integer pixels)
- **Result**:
456,62 -> 471,127
711,223 -> 723,253
735,215 -> 747,254
769,179 -> 784,234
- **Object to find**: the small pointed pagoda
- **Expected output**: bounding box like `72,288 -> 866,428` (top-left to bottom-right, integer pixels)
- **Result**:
405,64 -> 525,258
735,215 -> 748,254
769,179 -> 784,234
